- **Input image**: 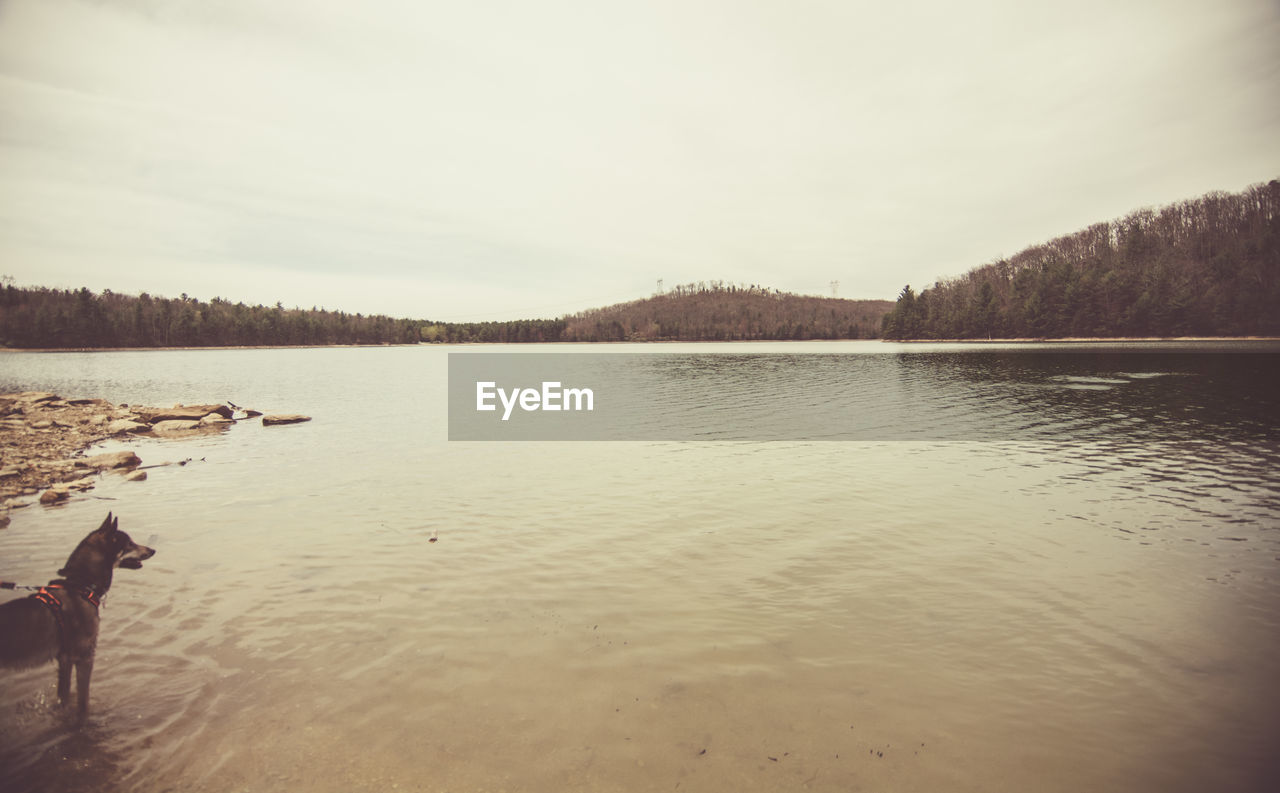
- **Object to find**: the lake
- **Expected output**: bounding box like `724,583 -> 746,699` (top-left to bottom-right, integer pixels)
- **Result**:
1,341 -> 1278,793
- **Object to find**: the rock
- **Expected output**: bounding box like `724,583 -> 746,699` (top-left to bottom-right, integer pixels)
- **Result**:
0,390 -> 284,505
39,489 -> 69,505
136,404 -> 233,423
243,409 -> 263,418
262,414 -> 312,426
136,408 -> 205,423
183,403 -> 234,419
151,419 -> 201,433
84,450 -> 142,470
15,392 -> 58,404
107,419 -> 149,434
124,470 -> 147,482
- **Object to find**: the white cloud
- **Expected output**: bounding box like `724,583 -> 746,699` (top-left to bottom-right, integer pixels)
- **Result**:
1,0 -> 1277,319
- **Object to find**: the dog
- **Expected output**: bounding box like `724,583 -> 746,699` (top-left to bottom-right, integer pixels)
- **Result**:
0,512 -> 155,719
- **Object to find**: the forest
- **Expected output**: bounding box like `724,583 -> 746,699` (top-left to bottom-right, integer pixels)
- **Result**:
418,284 -> 890,343
0,281 -> 891,348
0,286 -> 422,348
558,282 -> 892,341
882,179 -> 1280,339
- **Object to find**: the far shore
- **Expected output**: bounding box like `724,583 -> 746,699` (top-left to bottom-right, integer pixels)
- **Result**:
2,336 -> 1279,353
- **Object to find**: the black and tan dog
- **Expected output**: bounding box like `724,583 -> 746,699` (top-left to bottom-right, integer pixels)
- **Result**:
0,512 -> 155,719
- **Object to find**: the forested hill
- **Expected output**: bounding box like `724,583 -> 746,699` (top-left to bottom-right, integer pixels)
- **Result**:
419,284 -> 891,342
882,179 -> 1280,340
0,281 -> 892,348
559,283 -> 892,341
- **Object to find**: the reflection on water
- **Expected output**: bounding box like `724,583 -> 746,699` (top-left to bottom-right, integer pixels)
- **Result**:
0,342 -> 1277,793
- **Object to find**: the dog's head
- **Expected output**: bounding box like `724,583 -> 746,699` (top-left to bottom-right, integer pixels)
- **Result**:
60,512 -> 156,576
105,513 -> 155,570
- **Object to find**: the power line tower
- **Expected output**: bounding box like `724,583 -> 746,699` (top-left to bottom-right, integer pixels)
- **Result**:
656,278 -> 664,295
829,280 -> 839,297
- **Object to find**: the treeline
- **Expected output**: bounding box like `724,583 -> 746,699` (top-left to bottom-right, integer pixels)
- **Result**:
559,282 -> 893,341
0,286 -> 421,347
419,318 -> 567,344
0,281 -> 892,349
418,283 -> 891,343
882,179 -> 1280,339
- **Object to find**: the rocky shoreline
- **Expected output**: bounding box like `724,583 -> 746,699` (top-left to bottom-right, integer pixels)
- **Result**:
0,391 -> 310,526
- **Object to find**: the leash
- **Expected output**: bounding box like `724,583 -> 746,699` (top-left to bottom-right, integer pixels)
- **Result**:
0,581 -> 44,591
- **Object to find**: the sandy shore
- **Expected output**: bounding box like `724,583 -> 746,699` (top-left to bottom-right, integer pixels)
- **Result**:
0,392 -> 302,527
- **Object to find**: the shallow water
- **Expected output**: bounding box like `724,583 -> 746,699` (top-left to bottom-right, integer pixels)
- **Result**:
0,342 -> 1277,792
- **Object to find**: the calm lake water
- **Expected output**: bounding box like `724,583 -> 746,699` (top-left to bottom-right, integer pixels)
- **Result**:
1,341 -> 1278,793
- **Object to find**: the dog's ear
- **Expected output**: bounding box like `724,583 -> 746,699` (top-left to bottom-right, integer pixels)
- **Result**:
96,512 -> 115,534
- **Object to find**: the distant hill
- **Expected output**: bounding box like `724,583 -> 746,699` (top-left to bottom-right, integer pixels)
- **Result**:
421,283 -> 893,343
559,282 -> 893,342
882,179 -> 1280,339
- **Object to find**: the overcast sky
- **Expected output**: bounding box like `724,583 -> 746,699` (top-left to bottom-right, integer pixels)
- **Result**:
1,0 -> 1276,321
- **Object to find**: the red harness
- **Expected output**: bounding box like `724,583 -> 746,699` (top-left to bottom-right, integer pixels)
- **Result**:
29,584 -> 102,640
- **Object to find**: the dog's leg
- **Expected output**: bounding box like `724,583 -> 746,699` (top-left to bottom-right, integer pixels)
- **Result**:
56,656 -> 73,706
74,656 -> 94,719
